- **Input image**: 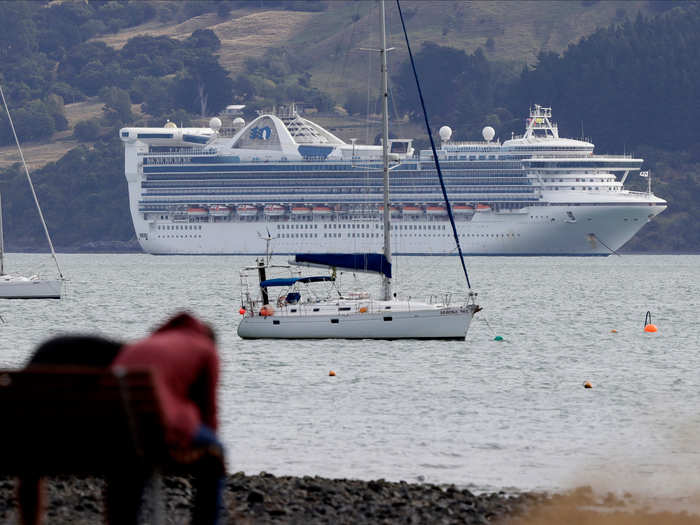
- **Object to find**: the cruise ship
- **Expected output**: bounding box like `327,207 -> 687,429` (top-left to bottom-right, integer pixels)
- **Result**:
120,105 -> 667,255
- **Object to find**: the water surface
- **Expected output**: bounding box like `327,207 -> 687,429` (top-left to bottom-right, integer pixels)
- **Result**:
1,253 -> 698,496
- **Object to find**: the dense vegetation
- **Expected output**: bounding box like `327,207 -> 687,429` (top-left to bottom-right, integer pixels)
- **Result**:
0,1 -> 698,252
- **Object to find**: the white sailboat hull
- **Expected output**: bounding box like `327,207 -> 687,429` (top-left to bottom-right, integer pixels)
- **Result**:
237,307 -> 475,340
0,278 -> 62,299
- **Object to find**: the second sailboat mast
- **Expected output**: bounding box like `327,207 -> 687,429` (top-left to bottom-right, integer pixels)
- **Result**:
380,0 -> 392,301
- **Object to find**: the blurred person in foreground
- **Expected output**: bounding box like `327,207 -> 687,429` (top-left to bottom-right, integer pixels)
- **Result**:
19,312 -> 225,525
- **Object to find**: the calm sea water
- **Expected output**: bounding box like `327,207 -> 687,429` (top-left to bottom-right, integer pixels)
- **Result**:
1,253 -> 699,496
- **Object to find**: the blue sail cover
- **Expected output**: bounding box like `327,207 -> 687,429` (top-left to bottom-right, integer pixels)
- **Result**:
259,276 -> 334,287
293,253 -> 392,279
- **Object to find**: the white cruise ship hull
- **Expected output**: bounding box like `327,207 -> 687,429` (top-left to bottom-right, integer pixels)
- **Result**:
0,278 -> 62,299
238,308 -> 474,340
135,202 -> 665,256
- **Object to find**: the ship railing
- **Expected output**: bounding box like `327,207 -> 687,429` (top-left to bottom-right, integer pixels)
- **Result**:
424,291 -> 472,307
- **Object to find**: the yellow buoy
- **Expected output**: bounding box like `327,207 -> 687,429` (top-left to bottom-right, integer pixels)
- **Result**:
329,370 -> 336,376
644,324 -> 658,333
583,381 -> 592,389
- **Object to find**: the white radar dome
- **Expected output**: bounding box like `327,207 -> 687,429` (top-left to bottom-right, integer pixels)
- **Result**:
439,125 -> 452,142
209,117 -> 222,131
482,126 -> 495,142
232,117 -> 245,128
164,120 -> 177,129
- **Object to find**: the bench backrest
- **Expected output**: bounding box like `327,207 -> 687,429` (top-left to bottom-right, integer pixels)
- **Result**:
0,367 -> 169,476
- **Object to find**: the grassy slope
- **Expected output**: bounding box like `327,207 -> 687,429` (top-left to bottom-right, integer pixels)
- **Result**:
1,0 -> 650,167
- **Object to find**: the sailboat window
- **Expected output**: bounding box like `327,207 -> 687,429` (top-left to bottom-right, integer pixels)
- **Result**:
272,320 -> 280,325
383,317 -> 393,321
330,319 -> 339,324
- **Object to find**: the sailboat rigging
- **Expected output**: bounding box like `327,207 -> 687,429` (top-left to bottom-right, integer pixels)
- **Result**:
0,84 -> 64,299
236,0 -> 479,340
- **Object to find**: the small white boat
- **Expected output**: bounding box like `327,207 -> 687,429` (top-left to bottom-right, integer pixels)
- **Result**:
0,85 -> 64,300
0,274 -> 62,299
237,255 -> 479,340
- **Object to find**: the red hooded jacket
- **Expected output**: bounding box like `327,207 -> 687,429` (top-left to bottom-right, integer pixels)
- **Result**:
113,313 -> 219,447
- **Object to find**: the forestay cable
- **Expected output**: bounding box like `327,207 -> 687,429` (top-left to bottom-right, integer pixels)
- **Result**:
395,0 -> 471,289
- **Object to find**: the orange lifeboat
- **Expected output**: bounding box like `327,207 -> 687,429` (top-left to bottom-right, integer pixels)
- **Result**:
312,206 -> 332,216
402,205 -> 424,216
426,206 -> 447,216
209,205 -> 231,217
237,204 -> 259,217
187,207 -> 208,217
476,203 -> 491,211
264,204 -> 286,217
378,205 -> 401,216
453,205 -> 474,214
291,206 -> 312,216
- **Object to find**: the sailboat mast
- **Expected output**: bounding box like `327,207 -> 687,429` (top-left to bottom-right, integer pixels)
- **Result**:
0,84 -> 63,279
380,0 -> 392,301
0,193 -> 4,276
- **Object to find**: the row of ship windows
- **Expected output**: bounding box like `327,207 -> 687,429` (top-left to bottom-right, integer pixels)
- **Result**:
157,235 -> 203,239
543,187 -> 620,191
276,223 -> 448,231
277,232 -> 524,239
156,224 -> 203,230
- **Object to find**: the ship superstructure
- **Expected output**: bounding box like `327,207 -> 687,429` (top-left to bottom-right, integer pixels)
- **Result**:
120,105 -> 666,255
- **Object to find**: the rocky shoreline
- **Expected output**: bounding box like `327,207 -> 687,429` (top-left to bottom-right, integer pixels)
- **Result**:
2,472 -> 699,524
0,472 -> 542,524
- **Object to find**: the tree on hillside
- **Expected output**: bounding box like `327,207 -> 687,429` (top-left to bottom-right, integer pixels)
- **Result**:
175,51 -> 233,117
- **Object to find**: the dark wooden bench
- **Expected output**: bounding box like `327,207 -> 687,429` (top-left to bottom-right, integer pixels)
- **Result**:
0,366 -> 225,523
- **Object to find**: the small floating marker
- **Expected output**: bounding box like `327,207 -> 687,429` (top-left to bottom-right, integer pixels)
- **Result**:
583,381 -> 592,389
610,329 -> 618,333
643,311 -> 657,332
329,370 -> 336,377
239,307 -> 246,315
493,336 -> 504,341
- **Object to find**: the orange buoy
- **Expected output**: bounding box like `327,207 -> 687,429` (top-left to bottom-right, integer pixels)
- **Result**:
239,308 -> 246,315
610,329 -> 618,333
644,323 -> 658,333
359,306 -> 368,313
329,370 -> 336,376
583,381 -> 592,389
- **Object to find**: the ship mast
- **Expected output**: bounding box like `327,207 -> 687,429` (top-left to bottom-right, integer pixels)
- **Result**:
380,0 -> 392,301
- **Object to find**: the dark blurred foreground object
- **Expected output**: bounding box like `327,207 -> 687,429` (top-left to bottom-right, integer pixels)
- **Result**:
0,313 -> 225,525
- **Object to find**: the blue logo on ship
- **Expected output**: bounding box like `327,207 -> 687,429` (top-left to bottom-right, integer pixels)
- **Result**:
249,126 -> 272,140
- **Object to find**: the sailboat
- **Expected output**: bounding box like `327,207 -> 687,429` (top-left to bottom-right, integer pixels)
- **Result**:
0,85 -> 64,299
236,0 -> 480,339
